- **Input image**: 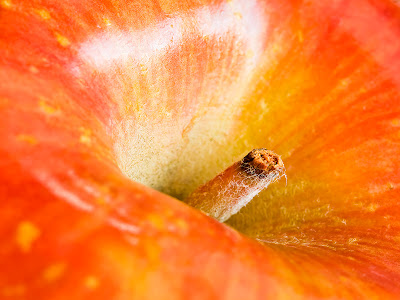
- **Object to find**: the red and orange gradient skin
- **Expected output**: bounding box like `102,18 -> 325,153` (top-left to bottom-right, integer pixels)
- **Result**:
0,0 -> 400,299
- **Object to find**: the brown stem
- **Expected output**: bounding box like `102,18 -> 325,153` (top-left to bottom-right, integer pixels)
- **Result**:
185,149 -> 286,222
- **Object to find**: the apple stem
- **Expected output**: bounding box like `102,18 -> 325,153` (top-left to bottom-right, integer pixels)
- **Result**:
185,149 -> 286,222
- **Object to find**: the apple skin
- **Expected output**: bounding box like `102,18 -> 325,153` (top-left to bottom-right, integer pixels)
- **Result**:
1,0 -> 400,299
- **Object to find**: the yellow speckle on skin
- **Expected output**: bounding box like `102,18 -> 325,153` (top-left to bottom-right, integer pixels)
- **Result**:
42,263 -> 66,282
35,8 -> 51,20
367,203 -> 379,212
29,66 -> 39,74
147,214 -> 165,230
95,197 -> 107,206
272,42 -> 282,54
15,221 -> 41,253
55,32 -> 71,47
84,276 -> 99,290
340,78 -> 350,88
1,284 -> 25,297
234,12 -> 242,19
246,50 -> 254,58
348,238 -> 358,245
391,119 -> 400,127
297,31 -> 304,43
144,240 -> 160,264
79,127 -> 92,145
39,98 -> 59,115
0,0 -> 12,8
16,134 -> 38,145
103,18 -> 111,26
175,219 -> 188,232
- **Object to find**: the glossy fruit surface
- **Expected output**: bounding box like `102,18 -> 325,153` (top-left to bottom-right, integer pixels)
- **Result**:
1,0 -> 400,299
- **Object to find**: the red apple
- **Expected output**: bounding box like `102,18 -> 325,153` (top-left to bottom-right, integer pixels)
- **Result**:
1,0 -> 400,299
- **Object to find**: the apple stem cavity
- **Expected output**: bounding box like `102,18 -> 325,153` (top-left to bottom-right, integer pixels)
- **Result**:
185,149 -> 286,222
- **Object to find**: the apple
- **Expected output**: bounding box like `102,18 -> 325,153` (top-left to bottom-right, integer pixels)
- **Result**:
1,0 -> 400,299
